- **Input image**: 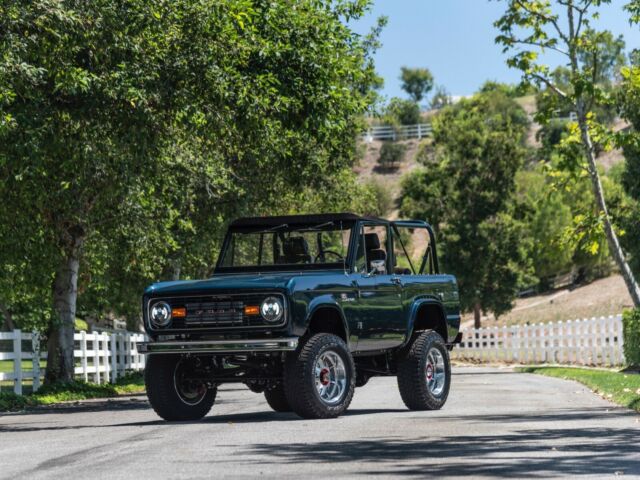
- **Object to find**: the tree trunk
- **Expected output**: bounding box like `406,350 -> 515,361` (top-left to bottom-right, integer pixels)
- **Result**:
473,302 -> 482,330
45,235 -> 83,384
0,302 -> 14,331
577,105 -> 640,307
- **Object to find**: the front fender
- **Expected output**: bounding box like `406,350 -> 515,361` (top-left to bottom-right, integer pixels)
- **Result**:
291,294 -> 350,345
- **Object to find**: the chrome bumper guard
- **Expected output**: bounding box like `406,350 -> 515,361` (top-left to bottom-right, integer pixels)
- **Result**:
137,337 -> 299,355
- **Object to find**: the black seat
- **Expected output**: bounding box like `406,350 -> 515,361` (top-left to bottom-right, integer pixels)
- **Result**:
364,233 -> 386,273
279,237 -> 311,264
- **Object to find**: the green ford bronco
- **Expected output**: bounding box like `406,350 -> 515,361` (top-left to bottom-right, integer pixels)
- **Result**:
138,213 -> 461,420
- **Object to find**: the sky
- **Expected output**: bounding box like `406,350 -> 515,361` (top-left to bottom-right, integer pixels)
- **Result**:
352,0 -> 640,101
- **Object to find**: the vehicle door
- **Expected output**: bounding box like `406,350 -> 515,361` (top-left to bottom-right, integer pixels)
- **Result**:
353,222 -> 404,351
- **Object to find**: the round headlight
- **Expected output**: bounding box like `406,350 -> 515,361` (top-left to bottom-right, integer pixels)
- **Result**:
150,301 -> 172,328
260,296 -> 283,323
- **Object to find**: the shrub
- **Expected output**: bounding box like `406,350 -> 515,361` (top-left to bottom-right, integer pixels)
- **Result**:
378,142 -> 406,170
384,98 -> 421,125
623,308 -> 640,368
363,179 -> 394,217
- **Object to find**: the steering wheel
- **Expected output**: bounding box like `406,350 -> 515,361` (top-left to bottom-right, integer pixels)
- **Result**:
314,250 -> 345,263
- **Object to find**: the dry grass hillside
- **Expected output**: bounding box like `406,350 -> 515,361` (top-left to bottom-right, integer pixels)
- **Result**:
460,274 -> 633,329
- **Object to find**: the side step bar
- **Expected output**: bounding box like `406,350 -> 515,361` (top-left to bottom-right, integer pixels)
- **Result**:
137,337 -> 299,355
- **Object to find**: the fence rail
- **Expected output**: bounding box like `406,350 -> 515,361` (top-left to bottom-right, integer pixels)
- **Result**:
451,315 -> 625,367
361,123 -> 432,142
0,329 -> 146,395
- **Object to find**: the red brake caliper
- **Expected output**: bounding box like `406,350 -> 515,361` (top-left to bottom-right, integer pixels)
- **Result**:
426,363 -> 433,382
320,367 -> 330,386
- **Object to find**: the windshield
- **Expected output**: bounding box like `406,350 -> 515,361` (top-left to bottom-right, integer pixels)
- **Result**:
217,222 -> 353,271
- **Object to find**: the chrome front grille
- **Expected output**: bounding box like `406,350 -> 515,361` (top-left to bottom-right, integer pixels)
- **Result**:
184,300 -> 244,326
147,293 -> 285,331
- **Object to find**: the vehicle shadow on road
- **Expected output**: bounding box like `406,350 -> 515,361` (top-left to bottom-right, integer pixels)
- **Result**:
245,423 -> 640,477
0,407 -> 412,432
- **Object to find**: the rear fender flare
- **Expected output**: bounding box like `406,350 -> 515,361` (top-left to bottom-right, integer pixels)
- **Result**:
404,298 -> 448,345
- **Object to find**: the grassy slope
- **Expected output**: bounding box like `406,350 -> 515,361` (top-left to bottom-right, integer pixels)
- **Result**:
519,366 -> 640,413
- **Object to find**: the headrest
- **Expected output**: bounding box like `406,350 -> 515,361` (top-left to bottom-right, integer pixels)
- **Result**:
368,249 -> 386,262
283,237 -> 309,256
364,233 -> 381,250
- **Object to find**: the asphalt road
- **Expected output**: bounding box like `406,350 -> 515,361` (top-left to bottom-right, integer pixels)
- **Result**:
1,366 -> 639,479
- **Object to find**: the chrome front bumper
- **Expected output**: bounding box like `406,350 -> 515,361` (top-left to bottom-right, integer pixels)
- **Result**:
137,337 -> 299,355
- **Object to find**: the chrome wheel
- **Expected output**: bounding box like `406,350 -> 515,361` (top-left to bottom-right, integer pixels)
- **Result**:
426,347 -> 446,397
314,350 -> 347,405
173,359 -> 207,406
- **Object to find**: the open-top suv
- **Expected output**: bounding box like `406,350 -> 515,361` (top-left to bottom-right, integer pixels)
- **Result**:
138,213 -> 461,420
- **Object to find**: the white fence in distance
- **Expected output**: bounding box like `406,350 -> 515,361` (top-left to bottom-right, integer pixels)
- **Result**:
0,330 -> 146,395
361,123 -> 433,142
451,315 -> 625,367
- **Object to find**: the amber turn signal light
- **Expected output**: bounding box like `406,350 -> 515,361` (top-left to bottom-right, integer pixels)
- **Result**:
171,307 -> 187,318
244,305 -> 260,316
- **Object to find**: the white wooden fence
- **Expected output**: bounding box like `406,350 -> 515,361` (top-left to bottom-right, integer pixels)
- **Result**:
361,123 -> 432,142
451,315 -> 625,367
0,330 -> 146,395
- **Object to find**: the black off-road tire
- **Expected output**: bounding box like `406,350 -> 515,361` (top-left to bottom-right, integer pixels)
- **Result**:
145,354 -> 217,421
397,330 -> 451,411
264,384 -> 291,412
284,333 -> 355,419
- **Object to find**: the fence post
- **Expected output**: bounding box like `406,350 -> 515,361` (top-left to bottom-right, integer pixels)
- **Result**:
80,331 -> 88,382
91,332 -> 100,384
13,329 -> 22,395
616,314 -> 624,365
110,333 -> 118,383
31,332 -> 41,392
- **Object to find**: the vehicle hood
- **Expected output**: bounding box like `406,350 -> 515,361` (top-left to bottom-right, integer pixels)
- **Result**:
144,271 -> 343,296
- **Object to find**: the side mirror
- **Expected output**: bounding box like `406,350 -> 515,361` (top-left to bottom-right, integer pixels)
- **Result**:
369,259 -> 386,275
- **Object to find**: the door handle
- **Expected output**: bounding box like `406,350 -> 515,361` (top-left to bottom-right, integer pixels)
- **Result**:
391,277 -> 402,285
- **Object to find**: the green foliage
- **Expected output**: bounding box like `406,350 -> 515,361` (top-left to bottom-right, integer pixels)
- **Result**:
578,29 -> 626,85
495,0 -> 640,307
430,85 -> 451,110
515,169 -> 573,281
622,309 -> 640,367
382,97 -> 421,125
74,318 -> 88,332
536,118 -> 570,159
0,0 -> 382,379
0,392 -> 36,412
0,371 -> 145,411
400,67 -> 434,103
378,142 -> 406,170
400,90 -> 533,317
478,80 -> 523,98
518,367 -> 640,413
614,67 -> 640,278
362,179 -> 394,217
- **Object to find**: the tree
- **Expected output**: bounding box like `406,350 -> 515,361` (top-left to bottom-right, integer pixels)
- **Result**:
0,0 -> 382,382
400,90 -> 533,327
615,65 -> 640,277
400,67 -> 434,103
577,29 -> 626,84
430,85 -> 452,110
515,169 -> 574,284
382,97 -> 421,125
495,0 -> 640,307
